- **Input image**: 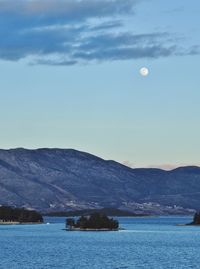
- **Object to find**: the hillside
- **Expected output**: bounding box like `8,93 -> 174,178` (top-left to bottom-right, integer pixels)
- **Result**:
0,148 -> 199,214
45,208 -> 146,217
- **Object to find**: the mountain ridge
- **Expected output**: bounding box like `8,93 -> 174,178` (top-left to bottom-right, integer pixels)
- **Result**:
0,148 -> 199,214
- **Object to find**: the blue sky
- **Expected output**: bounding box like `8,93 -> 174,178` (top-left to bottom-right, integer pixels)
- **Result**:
0,0 -> 200,168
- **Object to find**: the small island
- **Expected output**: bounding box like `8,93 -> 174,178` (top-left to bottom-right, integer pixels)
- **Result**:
0,206 -> 43,224
187,212 -> 200,226
66,213 -> 119,231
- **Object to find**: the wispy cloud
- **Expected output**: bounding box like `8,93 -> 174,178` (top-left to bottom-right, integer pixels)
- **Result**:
122,161 -> 197,171
0,0 -> 197,65
0,0 -> 136,17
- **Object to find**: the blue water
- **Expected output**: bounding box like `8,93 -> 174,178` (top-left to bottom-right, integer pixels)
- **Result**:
0,216 -> 200,269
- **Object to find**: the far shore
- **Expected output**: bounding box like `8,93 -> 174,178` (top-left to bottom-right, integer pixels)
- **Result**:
0,221 -> 43,225
0,221 -> 20,225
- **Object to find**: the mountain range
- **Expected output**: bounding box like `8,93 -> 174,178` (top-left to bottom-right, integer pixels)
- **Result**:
0,148 -> 199,214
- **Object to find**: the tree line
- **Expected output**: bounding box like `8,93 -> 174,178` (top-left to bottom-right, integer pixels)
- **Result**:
0,206 -> 43,223
66,213 -> 119,230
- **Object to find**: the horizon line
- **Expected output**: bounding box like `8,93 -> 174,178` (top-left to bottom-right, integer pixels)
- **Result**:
0,147 -> 199,172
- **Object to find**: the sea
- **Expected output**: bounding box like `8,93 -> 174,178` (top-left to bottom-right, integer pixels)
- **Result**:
0,216 -> 200,269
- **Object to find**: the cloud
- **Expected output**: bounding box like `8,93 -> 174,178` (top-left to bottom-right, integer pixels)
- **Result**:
122,161 -> 135,168
0,0 -> 136,21
0,0 -> 196,65
90,21 -> 123,31
122,161 -> 190,171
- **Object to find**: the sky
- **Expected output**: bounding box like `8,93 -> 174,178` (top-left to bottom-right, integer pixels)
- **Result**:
0,0 -> 200,168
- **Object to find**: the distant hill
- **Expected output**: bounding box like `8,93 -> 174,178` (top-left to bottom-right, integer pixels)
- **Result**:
0,148 -> 199,214
45,208 -> 146,217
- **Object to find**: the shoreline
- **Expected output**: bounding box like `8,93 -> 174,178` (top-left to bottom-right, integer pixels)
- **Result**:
0,222 -> 20,225
63,227 -> 125,231
177,223 -> 200,227
0,222 -> 43,225
64,228 -> 119,231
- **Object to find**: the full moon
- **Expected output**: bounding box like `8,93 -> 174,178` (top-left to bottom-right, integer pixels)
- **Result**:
140,67 -> 149,77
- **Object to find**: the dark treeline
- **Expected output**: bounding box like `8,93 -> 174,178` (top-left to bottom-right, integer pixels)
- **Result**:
0,206 -> 43,223
46,207 -> 145,217
66,213 -> 119,230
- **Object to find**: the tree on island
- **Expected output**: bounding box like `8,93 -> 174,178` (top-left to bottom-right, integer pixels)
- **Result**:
0,206 -> 43,223
66,213 -> 119,230
66,218 -> 75,229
